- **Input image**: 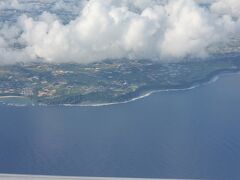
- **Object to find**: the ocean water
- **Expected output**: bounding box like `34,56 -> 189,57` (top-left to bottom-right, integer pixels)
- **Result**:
0,73 -> 240,179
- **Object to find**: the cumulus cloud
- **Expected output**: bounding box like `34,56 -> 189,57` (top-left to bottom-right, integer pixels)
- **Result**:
0,0 -> 240,64
210,0 -> 240,18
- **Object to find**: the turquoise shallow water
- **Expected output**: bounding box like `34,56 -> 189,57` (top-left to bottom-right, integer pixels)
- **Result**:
0,73 -> 240,179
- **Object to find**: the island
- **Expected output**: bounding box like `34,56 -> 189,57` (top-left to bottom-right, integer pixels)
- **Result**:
0,53 -> 240,106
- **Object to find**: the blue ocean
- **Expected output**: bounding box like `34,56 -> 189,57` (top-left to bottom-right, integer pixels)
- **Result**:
0,73 -> 240,179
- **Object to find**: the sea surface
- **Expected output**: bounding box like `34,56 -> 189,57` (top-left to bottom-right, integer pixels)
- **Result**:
0,73 -> 240,179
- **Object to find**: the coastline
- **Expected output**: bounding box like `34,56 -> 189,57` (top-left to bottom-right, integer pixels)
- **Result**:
0,70 -> 239,107
0,96 -> 34,107
61,70 -> 238,107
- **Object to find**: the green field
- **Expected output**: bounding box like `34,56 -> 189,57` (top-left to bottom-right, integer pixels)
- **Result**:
0,54 -> 239,105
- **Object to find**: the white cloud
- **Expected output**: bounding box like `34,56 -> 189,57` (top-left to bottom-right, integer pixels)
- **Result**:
0,0 -> 240,64
210,0 -> 240,18
160,0 -> 216,58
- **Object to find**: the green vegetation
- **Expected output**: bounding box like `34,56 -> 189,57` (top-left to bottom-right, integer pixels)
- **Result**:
0,54 -> 240,105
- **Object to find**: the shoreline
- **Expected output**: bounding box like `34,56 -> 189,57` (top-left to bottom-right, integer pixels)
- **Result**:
61,77 -> 214,107
58,70 -> 239,107
0,70 -> 239,107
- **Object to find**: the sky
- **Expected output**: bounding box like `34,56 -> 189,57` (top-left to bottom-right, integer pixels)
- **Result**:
0,0 -> 240,64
